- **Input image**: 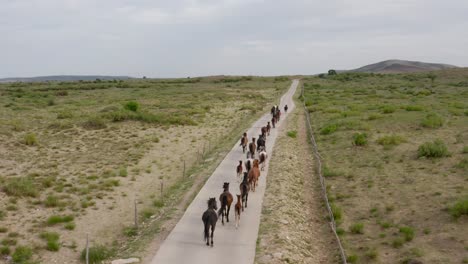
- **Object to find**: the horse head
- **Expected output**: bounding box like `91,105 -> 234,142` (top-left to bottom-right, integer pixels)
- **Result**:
243,172 -> 248,182
223,182 -> 229,190
208,197 -> 217,210
253,159 -> 259,167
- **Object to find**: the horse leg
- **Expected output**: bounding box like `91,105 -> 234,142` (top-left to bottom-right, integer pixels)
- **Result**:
204,222 -> 209,246
210,225 -> 215,247
245,193 -> 248,208
226,204 -> 231,222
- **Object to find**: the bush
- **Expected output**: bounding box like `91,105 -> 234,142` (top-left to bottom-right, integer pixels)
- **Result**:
64,222 -> 76,230
399,226 -> 415,241
331,203 -> 342,222
417,140 -> 449,158
287,131 -> 297,138
349,223 -> 364,234
323,166 -> 340,177
462,146 -> 468,154
12,246 -> 33,263
392,238 -> 404,248
4,177 -> 38,197
377,135 -> 405,146
44,195 -> 60,207
449,198 -> 468,218
153,199 -> 164,208
82,117 -> 106,130
80,245 -> 112,264
0,246 -> 10,255
381,105 -> 396,114
23,133 -> 38,146
456,158 -> 468,170
46,215 -> 74,226
421,113 -> 443,128
57,110 -> 73,119
118,167 -> 128,177
320,124 -> 338,135
347,254 -> 358,263
405,105 -> 424,111
39,232 -> 60,251
123,226 -> 138,237
353,133 -> 368,146
124,101 -> 140,112
0,227 -> 7,233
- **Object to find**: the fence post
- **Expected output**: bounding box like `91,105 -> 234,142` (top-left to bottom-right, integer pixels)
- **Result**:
134,199 -> 138,229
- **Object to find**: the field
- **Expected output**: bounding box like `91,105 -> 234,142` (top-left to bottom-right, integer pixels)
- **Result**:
302,69 -> 468,263
0,76 -> 290,263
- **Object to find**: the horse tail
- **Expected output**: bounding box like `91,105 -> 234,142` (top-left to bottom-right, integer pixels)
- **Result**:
218,195 -> 227,216
242,184 -> 247,196
203,220 -> 209,242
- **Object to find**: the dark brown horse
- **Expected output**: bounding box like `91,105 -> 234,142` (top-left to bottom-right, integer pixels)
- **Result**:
248,159 -> 260,192
271,116 -> 276,128
240,172 -> 250,211
266,122 -> 271,135
245,158 -> 253,173
248,138 -> 256,159
236,160 -> 243,182
240,133 -> 248,153
202,197 -> 218,247
218,182 -> 233,225
261,126 -> 267,137
259,150 -> 268,171
234,194 -> 241,229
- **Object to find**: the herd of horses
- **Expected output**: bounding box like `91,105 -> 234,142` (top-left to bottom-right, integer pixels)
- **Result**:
201,105 -> 287,247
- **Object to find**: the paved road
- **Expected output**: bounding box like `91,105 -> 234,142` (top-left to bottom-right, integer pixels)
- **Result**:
150,80 -> 299,264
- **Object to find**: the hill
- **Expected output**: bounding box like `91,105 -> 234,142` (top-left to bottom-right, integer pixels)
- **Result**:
351,59 -> 458,73
0,75 -> 132,83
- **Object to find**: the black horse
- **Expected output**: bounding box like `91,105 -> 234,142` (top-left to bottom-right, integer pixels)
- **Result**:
239,172 -> 250,211
257,134 -> 266,152
202,197 -> 218,247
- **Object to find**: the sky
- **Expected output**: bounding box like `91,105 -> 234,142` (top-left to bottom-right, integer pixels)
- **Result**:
1,0 -> 468,78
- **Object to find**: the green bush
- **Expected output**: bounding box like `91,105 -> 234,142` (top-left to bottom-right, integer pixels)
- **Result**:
65,222 -> 76,230
57,110 -> 73,119
287,130 -> 297,138
349,223 -> 364,234
331,203 -> 342,222
347,254 -> 358,263
80,245 -> 112,264
399,226 -> 415,241
124,101 -> 140,112
421,113 -> 444,128
320,124 -> 338,135
449,198 -> 468,218
381,105 -> 396,114
4,177 -> 39,197
0,227 -> 7,233
23,133 -> 38,146
377,135 -> 405,146
118,167 -> 128,177
353,133 -> 368,146
46,215 -> 74,226
12,246 -> 33,263
392,238 -> 404,248
462,146 -> 468,154
39,232 -> 60,251
405,105 -> 424,111
0,246 -> 10,256
417,139 -> 449,158
123,226 -> 138,237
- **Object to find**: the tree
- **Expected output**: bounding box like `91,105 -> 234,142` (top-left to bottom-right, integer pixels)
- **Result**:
328,69 -> 337,75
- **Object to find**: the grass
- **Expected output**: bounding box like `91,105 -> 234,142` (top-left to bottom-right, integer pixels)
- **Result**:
46,215 -> 74,226
44,195 -> 60,207
80,245 -> 112,264
421,113 -> 444,128
3,177 -> 39,197
287,130 -> 297,138
417,139 -> 450,158
0,246 -> 10,255
349,223 -> 364,234
320,123 -> 338,135
331,203 -> 342,222
124,101 -> 139,112
449,198 -> 468,218
39,232 -> 60,251
12,246 -> 33,263
64,222 -> 76,230
119,167 -> 128,177
353,133 -> 368,146
23,133 -> 38,146
377,135 -> 405,146
399,226 -> 415,241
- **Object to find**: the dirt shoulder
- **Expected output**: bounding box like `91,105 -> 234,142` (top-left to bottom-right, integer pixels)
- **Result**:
255,105 -> 340,263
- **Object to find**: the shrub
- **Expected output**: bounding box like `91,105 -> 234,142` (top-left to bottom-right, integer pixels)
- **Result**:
153,199 -> 164,208
320,124 -> 338,135
23,133 -> 38,146
417,140 -> 449,158
123,226 -> 138,237
449,198 -> 468,218
80,245 -> 112,264
367,113 -> 383,120
399,226 -> 415,241
392,238 -> 404,248
331,203 -> 342,222
12,246 -> 33,263
82,117 -> 106,130
456,158 -> 468,170
381,105 -> 396,114
64,222 -> 76,230
0,227 -> 7,233
44,195 -> 60,207
405,105 -> 424,111
323,166 -> 340,177
347,254 -> 358,263
0,246 -> 10,256
421,113 -> 443,128
365,248 -> 378,260
4,177 -> 38,197
118,167 -> 128,177
377,135 -> 405,146
39,232 -> 60,251
349,223 -> 364,234
46,215 -> 74,226
124,101 -> 140,112
57,110 -> 73,119
353,133 -> 368,146
287,131 -> 297,138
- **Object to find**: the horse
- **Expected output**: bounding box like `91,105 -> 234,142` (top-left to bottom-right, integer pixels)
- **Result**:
240,172 -> 250,211
277,109 -> 281,121
259,151 -> 268,171
284,105 -> 288,113
202,197 -> 218,247
248,138 -> 256,159
248,159 -> 260,192
261,126 -> 267,137
271,116 -> 276,128
245,158 -> 253,173
240,133 -> 248,153
266,122 -> 271,136
257,135 -> 266,152
234,194 -> 242,229
236,160 -> 243,182
218,182 -> 233,225
271,106 -> 276,116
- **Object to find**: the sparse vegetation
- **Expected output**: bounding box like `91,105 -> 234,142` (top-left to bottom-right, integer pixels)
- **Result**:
23,133 -> 38,146
39,232 -> 60,251
287,130 -> 297,138
12,246 -> 33,263
417,139 -> 449,158
421,113 -> 444,128
449,198 -> 468,219
80,245 -> 112,264
3,177 -> 39,197
353,133 -> 368,146
399,226 -> 415,241
349,223 -> 364,234
46,215 -> 74,226
377,135 -> 405,146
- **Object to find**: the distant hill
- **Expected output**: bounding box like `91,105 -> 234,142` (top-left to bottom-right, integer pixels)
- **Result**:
0,75 -> 133,83
350,60 -> 458,73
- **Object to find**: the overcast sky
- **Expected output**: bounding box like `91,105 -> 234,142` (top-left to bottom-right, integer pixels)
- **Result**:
1,0 -> 467,78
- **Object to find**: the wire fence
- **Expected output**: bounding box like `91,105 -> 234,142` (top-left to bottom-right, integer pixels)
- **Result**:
301,83 -> 348,264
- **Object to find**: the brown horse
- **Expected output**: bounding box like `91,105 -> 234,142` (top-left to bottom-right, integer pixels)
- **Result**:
248,159 -> 260,192
218,182 -> 233,225
261,126 -> 267,137
248,138 -> 256,159
240,133 -> 248,153
271,116 -> 276,128
266,122 -> 271,135
234,194 -> 241,229
259,151 -> 268,171
240,172 -> 250,211
236,160 -> 243,182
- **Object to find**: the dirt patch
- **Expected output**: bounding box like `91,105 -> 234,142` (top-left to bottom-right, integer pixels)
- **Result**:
255,106 -> 340,263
